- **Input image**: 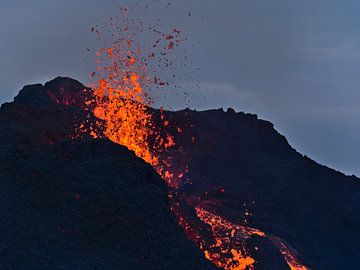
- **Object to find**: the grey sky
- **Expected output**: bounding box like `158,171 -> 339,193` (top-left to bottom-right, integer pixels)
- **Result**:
0,0 -> 359,176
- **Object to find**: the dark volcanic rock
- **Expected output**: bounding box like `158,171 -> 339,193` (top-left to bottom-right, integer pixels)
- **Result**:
2,76 -> 360,270
14,77 -> 88,108
158,108 -> 360,270
0,78 -> 215,270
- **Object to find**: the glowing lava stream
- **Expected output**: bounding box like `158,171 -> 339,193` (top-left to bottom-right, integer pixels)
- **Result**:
82,23 -> 309,270
196,207 -> 308,270
86,61 -> 309,269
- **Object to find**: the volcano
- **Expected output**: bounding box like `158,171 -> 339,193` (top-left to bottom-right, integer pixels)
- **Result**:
1,77 -> 360,270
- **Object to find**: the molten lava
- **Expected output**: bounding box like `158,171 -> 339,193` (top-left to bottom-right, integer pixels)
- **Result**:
196,207 -> 308,270
196,207 -> 259,270
91,45 -> 157,165
81,8 -> 309,270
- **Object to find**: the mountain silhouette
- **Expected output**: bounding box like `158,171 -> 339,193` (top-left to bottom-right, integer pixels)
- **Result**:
1,77 -> 359,270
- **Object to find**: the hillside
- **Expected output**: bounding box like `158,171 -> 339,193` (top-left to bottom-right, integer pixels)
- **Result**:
1,77 -> 359,269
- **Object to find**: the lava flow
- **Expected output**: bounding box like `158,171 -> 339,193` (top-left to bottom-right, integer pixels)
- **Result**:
196,207 -> 308,270
80,9 -> 309,270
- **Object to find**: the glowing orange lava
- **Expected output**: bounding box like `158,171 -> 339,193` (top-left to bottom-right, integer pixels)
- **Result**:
82,10 -> 309,270
91,44 -> 157,165
196,207 -> 308,270
196,207 -> 259,270
89,45 -> 182,188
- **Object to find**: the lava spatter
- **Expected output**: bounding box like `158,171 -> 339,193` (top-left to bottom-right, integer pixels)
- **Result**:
80,4 -> 309,270
84,6 -> 181,168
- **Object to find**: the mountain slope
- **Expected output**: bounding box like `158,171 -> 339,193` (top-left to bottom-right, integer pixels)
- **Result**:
2,77 -> 360,270
158,106 -> 360,270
